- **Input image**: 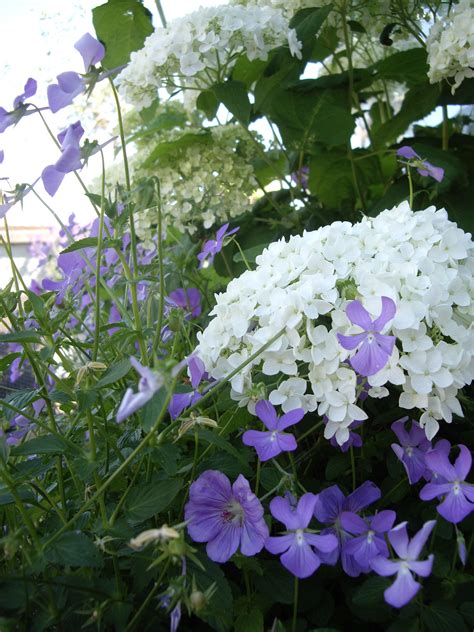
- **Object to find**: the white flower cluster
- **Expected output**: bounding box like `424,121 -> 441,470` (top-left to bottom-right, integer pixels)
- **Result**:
427,0 -> 474,92
130,125 -> 259,241
117,4 -> 302,110
195,202 -> 474,444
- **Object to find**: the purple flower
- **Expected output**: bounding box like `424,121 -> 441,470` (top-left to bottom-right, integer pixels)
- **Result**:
116,357 -> 164,423
371,520 -> 435,608
242,400 -> 304,462
291,165 -> 309,190
337,296 -> 396,377
74,33 -> 106,72
313,481 -> 381,576
168,356 -> 206,419
42,250 -> 86,304
0,150 -> 4,163
166,288 -> 202,319
42,121 -> 84,196
328,418 -> 363,452
396,146 -> 444,183
0,78 -> 37,133
419,444 -> 474,524
184,470 -> 269,563
198,223 -> 239,268
266,493 -> 338,578
391,417 -> 432,484
339,510 -> 396,574
47,33 -> 105,113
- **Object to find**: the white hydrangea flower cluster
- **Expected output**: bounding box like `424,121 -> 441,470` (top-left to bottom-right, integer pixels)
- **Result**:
426,0 -> 474,93
195,202 -> 474,444
117,4 -> 302,110
130,125 -> 259,241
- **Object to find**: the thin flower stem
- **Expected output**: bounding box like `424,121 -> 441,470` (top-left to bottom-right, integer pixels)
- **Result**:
297,419 -> 324,442
108,78 -> 148,365
92,150 -> 107,361
0,465 -> 41,549
125,559 -> 171,631
109,456 -> 145,526
292,577 -> 299,632
154,0 -> 167,27
255,458 -> 261,496
407,166 -> 414,208
152,179 -> 166,357
232,237 -> 252,271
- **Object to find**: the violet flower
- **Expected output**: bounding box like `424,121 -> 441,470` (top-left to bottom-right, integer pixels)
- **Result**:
197,223 -> 239,268
0,78 -> 37,133
291,165 -> 309,190
168,356 -> 206,420
47,33 -> 105,113
313,481 -> 381,576
420,444 -> 474,524
339,510 -> 396,574
116,357 -> 164,423
396,146 -> 444,183
337,296 -> 396,377
166,288 -> 202,319
391,417 -> 432,484
242,400 -> 304,462
42,250 -> 86,304
371,520 -> 435,608
184,470 -> 269,563
266,493 -> 338,578
42,121 -> 84,196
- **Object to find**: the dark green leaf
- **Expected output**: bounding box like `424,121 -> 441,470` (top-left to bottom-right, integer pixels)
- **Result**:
142,131 -> 211,168
93,0 -> 153,69
309,151 -> 355,207
95,357 -> 131,388
11,434 -> 68,456
196,90 -> 219,120
290,6 -> 333,61
44,531 -> 103,568
325,454 -> 349,480
374,48 -> 428,87
0,331 -> 43,344
235,607 -> 263,632
232,56 -> 268,88
212,81 -> 252,125
0,352 -> 21,372
422,603 -> 468,632
140,387 -> 168,432
352,576 -> 390,607
60,237 -> 97,254
125,478 -> 182,522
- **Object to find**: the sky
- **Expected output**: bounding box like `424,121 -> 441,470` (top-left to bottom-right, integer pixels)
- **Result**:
0,0 -> 226,232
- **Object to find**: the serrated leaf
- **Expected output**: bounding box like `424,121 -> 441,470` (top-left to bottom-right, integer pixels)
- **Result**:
11,434 -> 68,456
95,358 -> 131,388
93,0 -> 153,70
44,531 -> 103,568
125,478 -> 182,522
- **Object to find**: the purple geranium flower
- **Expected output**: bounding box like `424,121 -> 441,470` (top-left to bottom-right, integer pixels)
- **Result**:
242,400 -> 304,462
420,444 -> 474,524
42,121 -> 84,196
0,78 -> 37,134
266,493 -> 338,578
184,470 -> 269,563
116,357 -> 164,423
391,417 -> 432,484
166,288 -> 202,319
47,33 -> 105,113
337,296 -> 396,377
313,481 -> 381,576
340,510 -> 396,574
396,146 -> 444,183
371,520 -> 435,608
198,223 -> 239,268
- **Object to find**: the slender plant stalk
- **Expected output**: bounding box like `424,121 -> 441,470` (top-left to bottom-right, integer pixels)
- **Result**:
92,151 -> 107,361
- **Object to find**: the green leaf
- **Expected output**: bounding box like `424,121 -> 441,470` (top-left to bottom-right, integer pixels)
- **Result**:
235,607 -> 264,632
196,90 -> 219,120
125,478 -> 182,522
0,580 -> 31,610
44,531 -> 103,568
352,576 -> 390,607
325,454 -> 349,480
4,388 -> 41,413
423,603 -> 468,632
140,387 -> 168,432
233,244 -> 265,264
0,352 -> 21,372
95,358 -> 131,388
142,131 -> 211,168
373,82 -> 440,146
60,237 -> 98,254
197,427 -> 251,471
309,151 -> 354,207
232,56 -> 268,88
93,0 -> 153,69
212,81 -> 252,125
0,331 -> 43,344
374,48 -> 428,87
290,5 -> 333,61
11,434 -> 68,456
460,602 -> 474,626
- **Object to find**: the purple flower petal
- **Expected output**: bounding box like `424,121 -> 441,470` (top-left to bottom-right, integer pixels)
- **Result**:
313,485 -> 345,524
397,146 -> 419,160
340,511 -> 368,535
255,400 -> 278,430
346,300 -> 373,330
425,449 -> 457,481
437,491 -> 473,524
417,163 -> 444,183
41,166 -> 65,197
206,521 -> 240,563
406,520 -> 435,559
419,482 -> 452,501
388,522 -> 409,559
74,33 -> 105,71
371,555 -> 400,576
265,534 -> 295,555
47,72 -> 84,113
277,408 -> 305,431
350,338 -> 391,376
305,533 -> 338,553
409,556 -> 434,578
454,445 -> 472,481
280,538 -> 321,578
372,296 -> 396,332
242,429 -> 284,462
345,481 -> 381,513
371,510 -> 397,533
337,332 -> 367,351
384,569 -> 420,608
13,77 -> 37,108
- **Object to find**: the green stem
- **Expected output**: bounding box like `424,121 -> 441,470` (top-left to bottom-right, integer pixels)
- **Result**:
154,0 -> 167,27
125,559 -> 170,631
92,151 -> 107,361
0,466 -> 41,548
152,178 -> 166,356
255,458 -> 261,496
407,166 -> 414,209
292,577 -> 299,632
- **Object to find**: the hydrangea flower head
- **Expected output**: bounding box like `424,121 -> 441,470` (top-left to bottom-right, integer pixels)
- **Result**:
242,399 -> 304,461
371,520 -> 435,608
391,417 -> 432,484
198,223 -> 239,268
337,296 -> 396,376
116,357 -> 164,423
266,493 -> 338,578
185,470 -> 268,563
420,444 -> 474,523
396,146 -> 444,183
